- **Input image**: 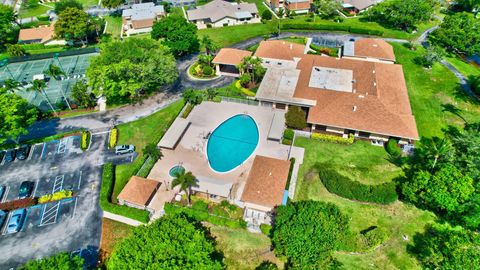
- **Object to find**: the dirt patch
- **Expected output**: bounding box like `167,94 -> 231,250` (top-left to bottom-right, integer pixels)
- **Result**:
99,218 -> 134,263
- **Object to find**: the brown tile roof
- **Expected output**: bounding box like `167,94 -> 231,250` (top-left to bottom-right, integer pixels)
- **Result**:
254,40 -> 305,61
131,18 -> 155,29
286,1 -> 311,10
294,54 -> 418,139
212,48 -> 252,65
354,39 -> 396,62
117,176 -> 160,206
241,155 -> 290,208
18,24 -> 54,43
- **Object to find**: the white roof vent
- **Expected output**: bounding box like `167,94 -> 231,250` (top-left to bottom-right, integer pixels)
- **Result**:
353,105 -> 357,111
359,95 -> 365,98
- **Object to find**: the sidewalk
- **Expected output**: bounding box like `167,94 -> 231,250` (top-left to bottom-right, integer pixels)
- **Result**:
102,211 -> 145,227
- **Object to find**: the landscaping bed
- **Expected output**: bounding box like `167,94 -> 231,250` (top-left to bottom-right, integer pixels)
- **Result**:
188,62 -> 217,79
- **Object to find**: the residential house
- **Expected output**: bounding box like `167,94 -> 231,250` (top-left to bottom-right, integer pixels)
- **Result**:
192,176 -> 233,202
18,24 -> 66,46
341,0 -> 381,14
342,38 -> 395,63
117,176 -> 160,212
122,2 -> 165,36
212,48 -> 252,77
166,0 -> 196,7
266,0 -> 312,13
241,155 -> 290,226
187,0 -> 260,29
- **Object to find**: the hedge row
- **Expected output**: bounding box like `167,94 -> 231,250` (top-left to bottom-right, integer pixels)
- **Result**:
109,127 -> 118,149
81,131 -> 90,150
136,156 -> 156,178
38,190 -> 73,204
281,23 -> 385,36
164,203 -> 247,229
318,165 -> 398,204
99,163 -> 150,223
312,132 -> 354,144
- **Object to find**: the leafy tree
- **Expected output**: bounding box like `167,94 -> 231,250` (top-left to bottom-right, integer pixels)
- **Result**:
87,38 -> 177,104
201,35 -> 218,55
6,44 -> 26,56
366,0 -> 434,31
183,88 -> 203,105
107,214 -> 223,269
0,4 -> 18,50
237,56 -> 265,87
151,15 -> 200,57
19,252 -> 83,270
414,45 -> 444,68
470,75 -> 480,95
0,89 -> 38,143
455,0 -> 480,15
142,143 -> 163,161
54,0 -> 82,14
162,2 -> 172,13
3,79 -> 21,93
171,170 -> 198,205
285,106 -> 307,130
206,88 -> 217,100
28,79 -> 56,112
45,64 -> 65,80
71,80 -> 96,108
261,10 -> 272,20
429,12 -> 480,56
101,0 -> 124,9
277,7 -> 284,17
23,0 -> 39,9
446,122 -> 480,180
272,201 -> 348,269
409,224 -> 480,269
198,54 -> 214,67
410,137 -> 454,172
54,7 -> 89,43
312,0 -> 341,19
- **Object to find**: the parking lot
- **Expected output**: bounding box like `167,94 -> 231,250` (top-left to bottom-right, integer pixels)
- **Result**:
0,133 -> 134,268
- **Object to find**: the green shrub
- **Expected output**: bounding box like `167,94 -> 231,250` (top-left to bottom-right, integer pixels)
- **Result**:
212,96 -> 222,102
349,27 -> 384,36
260,223 -> 272,236
286,157 -> 296,189
38,190 -> 73,204
136,156 -> 157,178
285,106 -> 307,130
282,138 -> 292,145
181,104 -> 194,118
37,15 -> 50,21
109,127 -> 118,149
203,65 -> 214,76
283,128 -> 294,140
192,200 -> 209,212
362,226 -> 388,248
311,132 -> 354,144
385,138 -> 401,157
318,164 -> 398,204
81,130 -> 90,150
262,10 -> 273,20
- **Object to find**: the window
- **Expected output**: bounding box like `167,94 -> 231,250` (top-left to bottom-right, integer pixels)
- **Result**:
277,62 -> 282,65
358,131 -> 371,138
265,60 -> 270,64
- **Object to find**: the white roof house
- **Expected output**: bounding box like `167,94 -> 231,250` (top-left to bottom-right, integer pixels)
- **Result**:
187,0 -> 259,29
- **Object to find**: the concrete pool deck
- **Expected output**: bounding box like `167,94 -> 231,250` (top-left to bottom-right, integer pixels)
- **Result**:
148,101 -> 290,205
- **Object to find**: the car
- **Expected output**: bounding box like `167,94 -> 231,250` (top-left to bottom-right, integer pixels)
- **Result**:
16,145 -> 31,160
6,208 -> 26,234
0,210 -> 7,231
115,145 -> 135,155
18,181 -> 34,199
4,149 -> 16,163
0,185 -> 5,202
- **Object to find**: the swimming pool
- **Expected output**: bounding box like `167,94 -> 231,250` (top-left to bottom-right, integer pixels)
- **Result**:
207,114 -> 259,173
169,165 -> 185,177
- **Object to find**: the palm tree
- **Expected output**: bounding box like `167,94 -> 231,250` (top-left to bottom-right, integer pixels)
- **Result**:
3,79 -> 21,94
418,137 -> 453,171
206,88 -> 217,100
201,35 -> 218,55
171,170 -> 198,206
28,79 -> 56,113
237,56 -> 264,86
142,143 -> 163,161
45,64 -> 72,110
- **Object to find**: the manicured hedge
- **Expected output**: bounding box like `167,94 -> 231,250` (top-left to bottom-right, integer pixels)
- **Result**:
136,156 -> 156,178
81,130 -> 91,150
109,127 -> 118,149
311,132 -> 354,144
281,23 -> 384,36
100,163 -> 150,223
283,129 -> 294,140
286,157 -> 296,189
260,223 -> 272,236
385,138 -> 401,157
318,164 -> 398,204
38,190 -> 73,204
181,104 -> 194,118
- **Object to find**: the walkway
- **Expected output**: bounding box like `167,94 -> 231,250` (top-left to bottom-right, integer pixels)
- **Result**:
102,210 -> 145,226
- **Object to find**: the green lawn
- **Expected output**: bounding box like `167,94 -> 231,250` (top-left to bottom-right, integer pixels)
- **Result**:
78,0 -> 99,8
392,43 -> 480,138
445,55 -> 480,78
114,99 -> 185,199
104,15 -> 123,38
293,137 -> 436,269
19,2 -> 53,18
210,226 -> 284,269
199,22 -> 276,48
280,36 -> 306,45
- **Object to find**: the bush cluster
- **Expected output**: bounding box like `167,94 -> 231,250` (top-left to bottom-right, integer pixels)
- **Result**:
38,190 -> 73,204
318,164 -> 398,204
285,106 -> 307,130
260,223 -> 272,236
281,23 -> 384,36
311,132 -> 354,144
181,104 -> 194,118
81,130 -> 90,150
283,129 -> 294,140
109,127 -> 118,149
385,138 -> 401,157
136,156 -> 157,178
235,80 -> 255,96
261,10 -> 273,20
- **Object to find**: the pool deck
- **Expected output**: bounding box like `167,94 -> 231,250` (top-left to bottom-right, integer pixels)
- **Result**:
148,101 -> 290,207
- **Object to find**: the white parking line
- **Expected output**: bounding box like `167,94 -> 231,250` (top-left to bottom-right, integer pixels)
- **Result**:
32,180 -> 39,198
72,197 -> 78,218
39,201 -> 60,226
27,144 -> 36,160
1,212 -> 12,235
1,186 -> 9,203
77,171 -> 82,190
52,175 -> 64,193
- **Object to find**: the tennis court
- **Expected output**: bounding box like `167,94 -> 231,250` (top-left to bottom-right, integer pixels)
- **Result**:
0,53 -> 98,111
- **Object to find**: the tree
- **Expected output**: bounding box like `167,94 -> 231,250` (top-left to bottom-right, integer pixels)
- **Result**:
71,80 -> 96,108
237,56 -> 265,87
206,88 -> 217,100
367,0 -> 434,31
261,10 -> 272,21
429,12 -> 480,56
312,0 -> 341,19
272,201 -> 348,269
411,137 -> 453,172
87,38 -> 177,104
6,44 -> 26,57
107,214 -> 223,269
470,75 -> 480,95
54,0 -> 82,14
142,143 -> 163,161
151,15 -> 200,57
45,64 -> 65,80
0,4 -> 18,50
0,89 -> 38,143
285,106 -> 307,130
171,170 -> 198,205
277,7 -> 284,17
28,79 -> 56,112
54,7 -> 90,43
198,54 -> 214,67
201,35 -> 218,55
101,0 -> 124,9
414,44 -> 444,68
3,79 -> 21,93
409,224 -> 480,269
456,0 -> 480,15
183,88 -> 203,105
19,252 -> 83,270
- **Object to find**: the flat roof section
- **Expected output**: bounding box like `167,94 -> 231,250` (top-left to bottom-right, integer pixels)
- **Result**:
193,176 -> 233,198
268,111 -> 286,141
158,118 -> 190,149
308,66 -> 353,93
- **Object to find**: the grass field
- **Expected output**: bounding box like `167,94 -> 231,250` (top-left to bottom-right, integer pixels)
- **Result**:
392,43 -> 480,138
114,99 -> 185,199
99,218 -> 133,261
19,2 -> 53,18
210,226 -> 284,270
104,15 -> 123,38
294,137 -> 436,269
445,55 -> 480,78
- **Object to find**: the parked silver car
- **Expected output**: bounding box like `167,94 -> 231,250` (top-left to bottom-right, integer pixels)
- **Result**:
115,145 -> 135,155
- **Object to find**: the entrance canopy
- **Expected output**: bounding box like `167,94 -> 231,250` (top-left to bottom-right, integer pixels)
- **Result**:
158,117 -> 190,149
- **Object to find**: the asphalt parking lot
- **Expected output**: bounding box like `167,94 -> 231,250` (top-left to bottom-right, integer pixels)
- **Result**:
0,133 -> 135,269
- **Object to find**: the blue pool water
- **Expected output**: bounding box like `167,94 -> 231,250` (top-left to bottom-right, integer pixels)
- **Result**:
207,114 -> 259,173
169,165 -> 185,177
